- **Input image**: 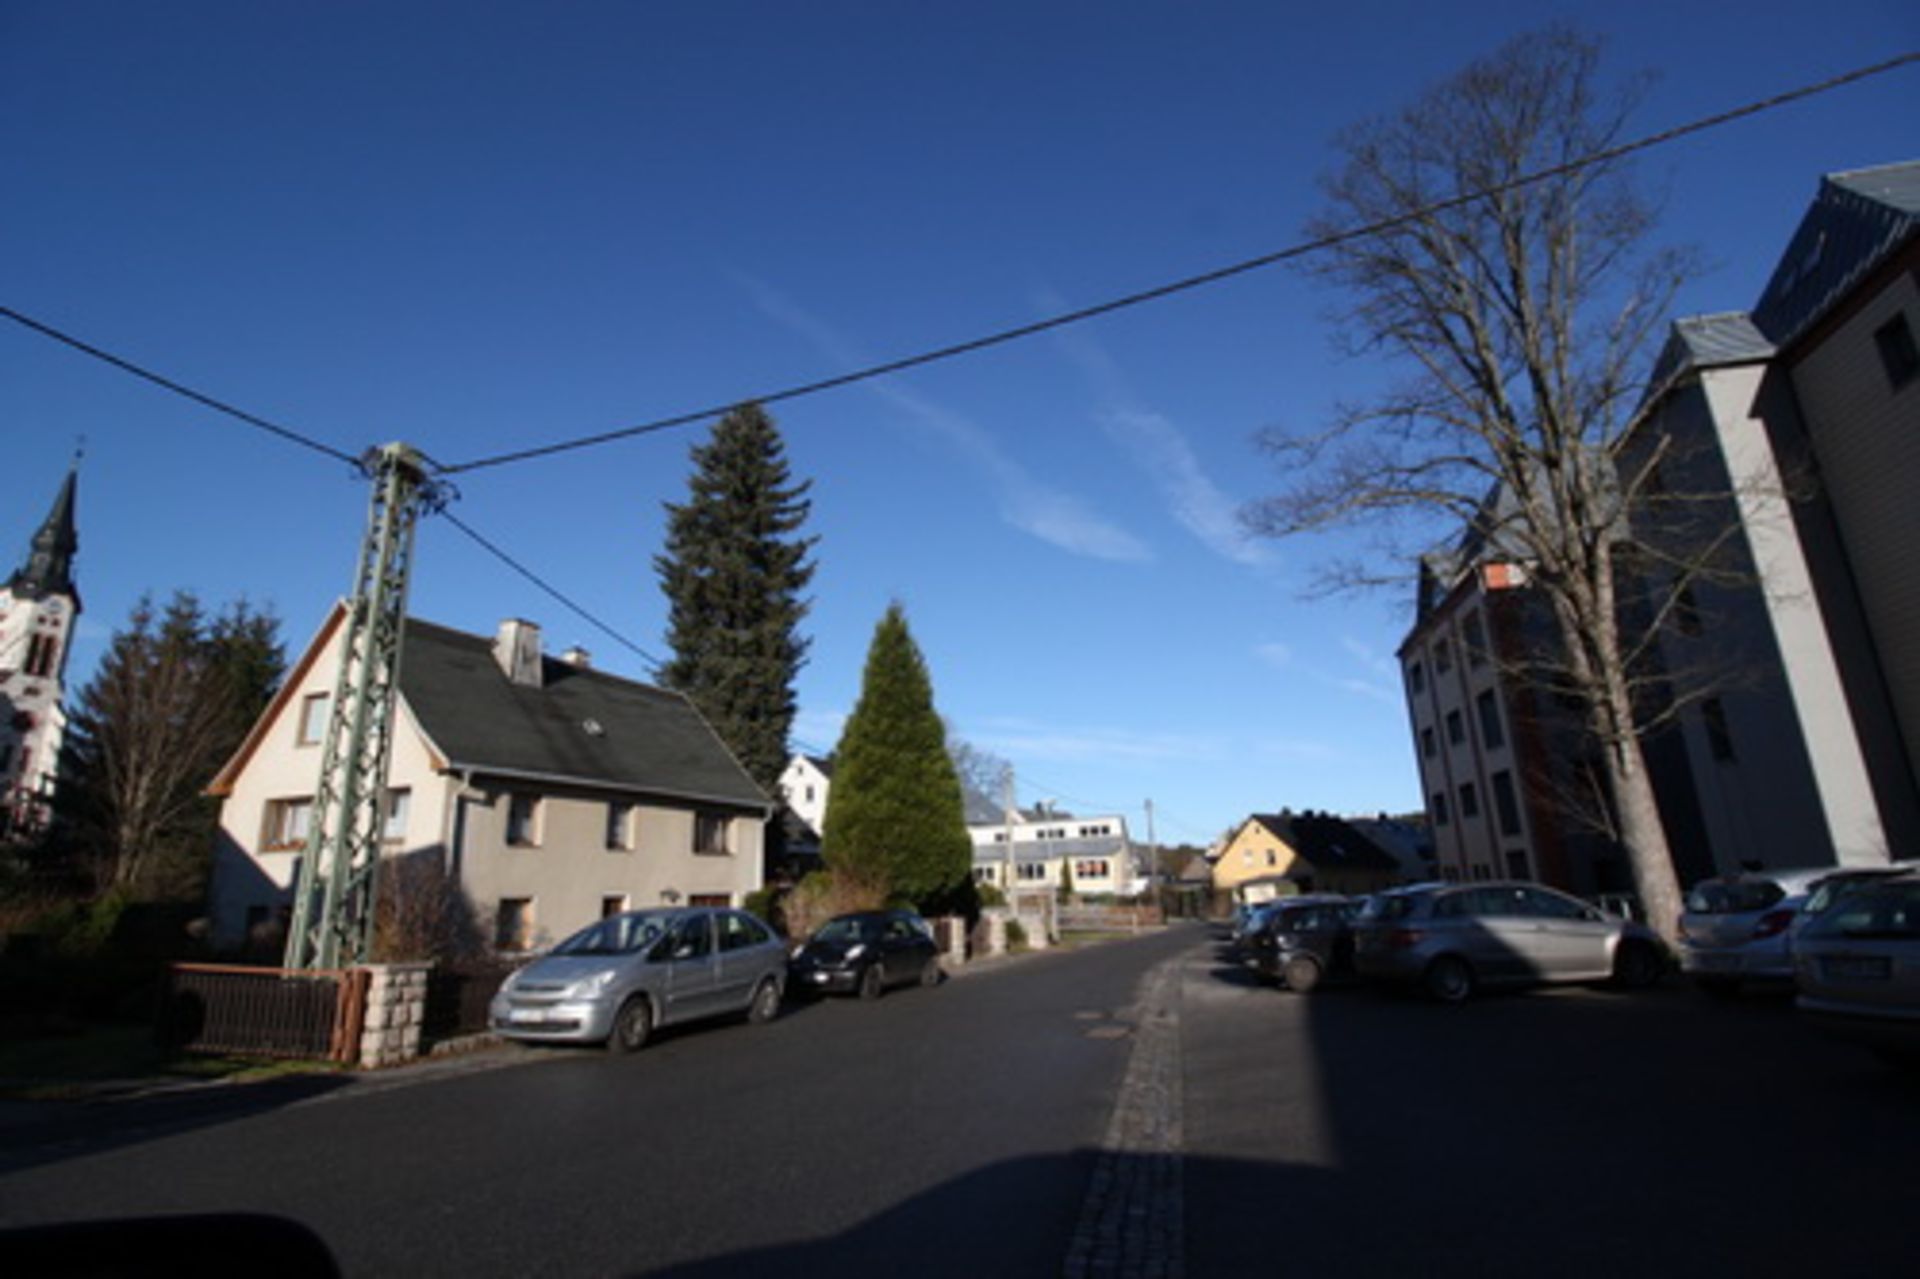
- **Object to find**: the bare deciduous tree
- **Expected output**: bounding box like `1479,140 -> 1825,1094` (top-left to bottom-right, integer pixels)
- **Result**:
61,593 -> 283,899
1244,28 -> 1752,944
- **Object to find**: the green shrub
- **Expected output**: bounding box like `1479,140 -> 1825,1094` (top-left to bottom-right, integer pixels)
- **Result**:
1006,919 -> 1028,951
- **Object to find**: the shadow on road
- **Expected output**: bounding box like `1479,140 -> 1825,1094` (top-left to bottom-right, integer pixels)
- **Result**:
0,1072 -> 356,1176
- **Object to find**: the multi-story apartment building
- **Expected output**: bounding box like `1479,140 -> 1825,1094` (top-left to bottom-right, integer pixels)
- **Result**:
1402,160 -> 1918,893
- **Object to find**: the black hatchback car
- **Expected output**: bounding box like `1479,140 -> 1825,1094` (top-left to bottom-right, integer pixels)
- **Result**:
788,910 -> 942,999
1245,895 -> 1358,993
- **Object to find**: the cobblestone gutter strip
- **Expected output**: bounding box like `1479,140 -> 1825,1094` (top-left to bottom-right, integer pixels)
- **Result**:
1062,956 -> 1185,1279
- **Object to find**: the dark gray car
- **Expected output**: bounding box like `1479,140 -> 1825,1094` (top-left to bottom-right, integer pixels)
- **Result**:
1353,880 -> 1667,1003
489,907 -> 787,1053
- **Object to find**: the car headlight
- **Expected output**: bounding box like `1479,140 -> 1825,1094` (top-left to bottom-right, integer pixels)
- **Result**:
564,970 -> 618,1000
844,943 -> 867,961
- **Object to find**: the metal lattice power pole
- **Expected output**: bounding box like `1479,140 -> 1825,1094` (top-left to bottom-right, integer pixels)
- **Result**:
284,443 -> 442,971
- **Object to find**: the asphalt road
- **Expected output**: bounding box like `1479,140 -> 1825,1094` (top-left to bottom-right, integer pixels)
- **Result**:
3,924 -> 1916,1277
0,926 -> 1196,1277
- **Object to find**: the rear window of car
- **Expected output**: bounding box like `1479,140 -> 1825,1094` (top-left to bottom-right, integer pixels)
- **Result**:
1801,880 -> 1920,940
1685,879 -> 1785,914
1365,894 -> 1423,922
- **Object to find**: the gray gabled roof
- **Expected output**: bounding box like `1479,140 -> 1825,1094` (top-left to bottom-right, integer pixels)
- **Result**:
1752,160 -> 1920,348
401,617 -> 769,812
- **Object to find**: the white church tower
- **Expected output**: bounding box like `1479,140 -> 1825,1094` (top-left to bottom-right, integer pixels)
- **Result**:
0,466 -> 80,841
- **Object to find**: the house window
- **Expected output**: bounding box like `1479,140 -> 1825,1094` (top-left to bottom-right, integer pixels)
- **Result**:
1075,859 -> 1110,878
262,798 -> 313,851
506,794 -> 541,847
1505,849 -> 1532,879
24,634 -> 55,678
1431,792 -> 1450,827
1702,698 -> 1737,763
688,893 -> 731,908
1873,313 -> 1918,391
297,693 -> 329,746
1459,783 -> 1479,820
1476,690 -> 1505,750
1492,770 -> 1522,837
382,788 -> 410,843
495,898 -> 534,951
1409,661 -> 1426,694
1421,727 -> 1437,758
1018,862 -> 1047,881
1462,612 -> 1487,667
601,894 -> 628,919
1446,710 -> 1464,746
1434,640 -> 1453,675
694,813 -> 729,855
606,802 -> 634,851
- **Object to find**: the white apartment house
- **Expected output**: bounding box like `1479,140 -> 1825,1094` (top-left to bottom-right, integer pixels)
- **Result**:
969,807 -> 1142,898
1403,160 -> 1919,893
208,608 -> 773,954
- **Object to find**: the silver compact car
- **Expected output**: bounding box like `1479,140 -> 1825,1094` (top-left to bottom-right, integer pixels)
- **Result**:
1353,881 -> 1667,1003
1793,870 -> 1920,1069
1678,868 -> 1829,996
490,907 -> 787,1053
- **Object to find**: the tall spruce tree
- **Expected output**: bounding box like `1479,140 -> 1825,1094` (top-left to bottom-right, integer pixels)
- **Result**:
822,603 -> 972,909
655,403 -> 816,795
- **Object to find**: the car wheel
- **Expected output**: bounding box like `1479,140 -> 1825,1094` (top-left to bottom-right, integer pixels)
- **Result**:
1611,941 -> 1663,990
746,978 -> 781,1024
607,996 -> 652,1054
858,963 -> 884,1001
1424,955 -> 1475,1004
919,956 -> 942,988
1696,976 -> 1741,999
1282,954 -> 1322,994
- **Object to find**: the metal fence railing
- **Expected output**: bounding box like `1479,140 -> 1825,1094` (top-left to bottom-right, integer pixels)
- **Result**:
422,964 -> 512,1044
160,963 -> 367,1063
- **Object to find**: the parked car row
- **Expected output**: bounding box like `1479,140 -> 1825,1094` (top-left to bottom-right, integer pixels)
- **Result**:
1232,880 -> 1668,1003
488,906 -> 941,1053
1677,861 -> 1919,998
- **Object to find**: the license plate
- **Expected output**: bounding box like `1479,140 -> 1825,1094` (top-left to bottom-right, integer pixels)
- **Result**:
1823,956 -> 1890,981
809,972 -> 830,985
508,1007 -> 550,1024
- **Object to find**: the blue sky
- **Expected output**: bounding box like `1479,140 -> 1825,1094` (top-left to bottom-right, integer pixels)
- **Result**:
3,2 -> 1915,847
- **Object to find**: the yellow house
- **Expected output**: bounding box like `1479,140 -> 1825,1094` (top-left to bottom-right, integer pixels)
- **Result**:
1213,811 -> 1403,901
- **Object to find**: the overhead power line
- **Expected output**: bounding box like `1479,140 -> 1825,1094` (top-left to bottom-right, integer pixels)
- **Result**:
438,509 -> 665,672
0,304 -> 365,470
435,50 -> 1919,475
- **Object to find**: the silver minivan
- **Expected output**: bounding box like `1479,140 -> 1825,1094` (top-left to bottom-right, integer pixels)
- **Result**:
490,907 -> 787,1053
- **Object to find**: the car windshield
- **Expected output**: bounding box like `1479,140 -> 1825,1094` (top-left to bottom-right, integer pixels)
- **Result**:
1801,880 -> 1920,940
813,917 -> 876,944
1685,880 -> 1784,914
552,913 -> 668,956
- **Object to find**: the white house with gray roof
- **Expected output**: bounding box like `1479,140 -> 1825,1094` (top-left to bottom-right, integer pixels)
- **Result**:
969,806 -> 1142,897
208,607 -> 773,954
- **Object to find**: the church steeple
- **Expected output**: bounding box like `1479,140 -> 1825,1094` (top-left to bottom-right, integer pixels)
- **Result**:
9,467 -> 78,605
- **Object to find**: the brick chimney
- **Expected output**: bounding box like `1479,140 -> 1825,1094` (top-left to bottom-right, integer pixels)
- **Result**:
494,618 -> 543,687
